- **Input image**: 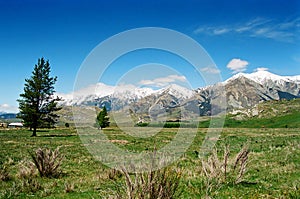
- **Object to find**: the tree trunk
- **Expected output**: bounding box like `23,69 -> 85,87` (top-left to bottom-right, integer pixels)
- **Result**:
31,127 -> 37,137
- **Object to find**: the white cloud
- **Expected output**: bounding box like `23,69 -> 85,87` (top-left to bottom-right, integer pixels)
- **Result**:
200,66 -> 220,74
213,28 -> 230,35
254,67 -> 269,72
194,17 -> 299,43
193,27 -> 206,34
55,82 -> 116,103
227,58 -> 249,73
139,75 -> 187,87
236,18 -> 271,33
250,27 -> 294,42
0,104 -> 19,113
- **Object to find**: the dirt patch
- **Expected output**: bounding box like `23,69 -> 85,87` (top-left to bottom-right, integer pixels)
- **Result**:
5,140 -> 18,143
109,140 -> 128,144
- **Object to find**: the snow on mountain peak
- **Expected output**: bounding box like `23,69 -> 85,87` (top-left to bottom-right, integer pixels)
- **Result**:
56,83 -> 114,106
158,84 -> 194,99
111,84 -> 156,99
57,82 -> 196,106
226,70 -> 300,85
245,70 -> 284,84
57,83 -> 159,105
57,70 -> 299,107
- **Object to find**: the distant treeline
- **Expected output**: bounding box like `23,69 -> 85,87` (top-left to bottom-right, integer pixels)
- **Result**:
135,112 -> 300,128
136,122 -> 198,128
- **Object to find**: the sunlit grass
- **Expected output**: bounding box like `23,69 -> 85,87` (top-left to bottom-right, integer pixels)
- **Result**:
0,127 -> 299,198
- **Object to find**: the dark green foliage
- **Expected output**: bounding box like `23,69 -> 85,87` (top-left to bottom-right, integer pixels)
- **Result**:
163,122 -> 180,128
17,58 -> 61,136
65,123 -> 70,128
96,106 -> 110,129
135,122 -> 149,127
143,122 -> 198,128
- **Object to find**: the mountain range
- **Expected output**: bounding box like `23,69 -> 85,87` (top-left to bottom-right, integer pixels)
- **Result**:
0,113 -> 17,119
58,70 -> 300,119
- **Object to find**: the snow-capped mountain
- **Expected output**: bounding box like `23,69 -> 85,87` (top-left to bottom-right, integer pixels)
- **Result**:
225,70 -> 300,98
227,70 -> 300,85
201,70 -> 300,113
57,83 -> 157,106
158,84 -> 194,100
57,83 -> 115,106
57,70 -> 300,116
111,84 -> 157,100
58,83 -> 193,108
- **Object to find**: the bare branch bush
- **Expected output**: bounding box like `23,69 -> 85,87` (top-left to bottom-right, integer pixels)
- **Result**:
29,147 -> 64,178
113,152 -> 182,199
200,145 -> 250,196
120,165 -> 181,199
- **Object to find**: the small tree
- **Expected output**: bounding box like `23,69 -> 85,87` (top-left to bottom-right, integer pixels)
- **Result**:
96,106 -> 109,129
18,58 -> 61,136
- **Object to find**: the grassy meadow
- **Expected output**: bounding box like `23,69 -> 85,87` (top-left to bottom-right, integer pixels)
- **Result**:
0,127 -> 299,198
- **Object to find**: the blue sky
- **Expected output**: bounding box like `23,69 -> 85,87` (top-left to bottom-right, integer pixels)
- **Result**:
0,0 -> 299,112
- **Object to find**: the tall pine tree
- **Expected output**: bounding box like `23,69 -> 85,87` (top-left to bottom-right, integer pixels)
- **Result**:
18,58 -> 61,136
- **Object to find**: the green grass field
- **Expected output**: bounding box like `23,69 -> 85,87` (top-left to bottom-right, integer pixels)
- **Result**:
0,127 -> 300,198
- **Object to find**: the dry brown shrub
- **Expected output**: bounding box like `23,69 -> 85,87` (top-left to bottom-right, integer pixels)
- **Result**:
200,144 -> 250,195
29,147 -> 64,178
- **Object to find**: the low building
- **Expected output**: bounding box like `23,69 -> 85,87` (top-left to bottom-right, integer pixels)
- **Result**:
8,122 -> 23,128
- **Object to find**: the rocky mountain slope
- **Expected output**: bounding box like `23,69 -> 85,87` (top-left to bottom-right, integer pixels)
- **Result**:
191,70 -> 300,115
229,98 -> 300,120
57,71 -> 300,118
227,71 -> 299,106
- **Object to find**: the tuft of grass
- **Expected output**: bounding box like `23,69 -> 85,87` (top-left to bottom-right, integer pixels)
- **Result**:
233,145 -> 249,183
200,145 -> 250,196
64,181 -> 75,193
17,160 -> 37,179
119,165 -> 182,199
0,158 -> 14,182
115,152 -> 182,199
288,181 -> 300,199
0,164 -> 10,182
108,168 -> 123,180
0,182 -> 20,198
20,178 -> 43,193
29,147 -> 64,178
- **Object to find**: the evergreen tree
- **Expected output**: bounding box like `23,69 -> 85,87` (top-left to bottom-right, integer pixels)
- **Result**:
96,106 -> 110,129
17,58 -> 61,136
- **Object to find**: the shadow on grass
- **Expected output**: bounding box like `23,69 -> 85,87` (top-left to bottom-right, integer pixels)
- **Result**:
238,181 -> 258,187
36,130 -> 50,132
38,134 -> 77,138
